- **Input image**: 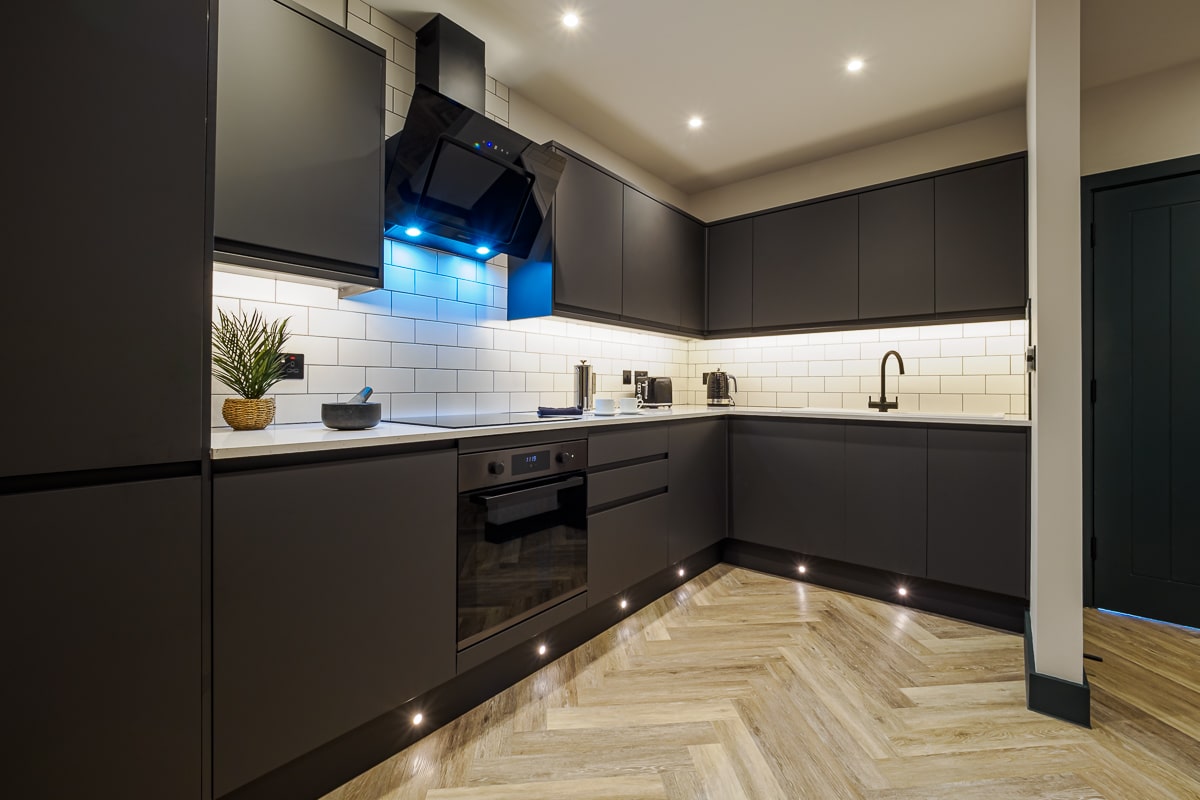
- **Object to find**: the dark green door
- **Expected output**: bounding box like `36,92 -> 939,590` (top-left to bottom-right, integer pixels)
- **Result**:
1092,172 -> 1200,627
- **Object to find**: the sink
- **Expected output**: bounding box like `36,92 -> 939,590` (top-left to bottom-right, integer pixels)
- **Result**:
802,407 -> 1006,421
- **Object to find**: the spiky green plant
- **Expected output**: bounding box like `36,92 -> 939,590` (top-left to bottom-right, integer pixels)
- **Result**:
211,308 -> 290,399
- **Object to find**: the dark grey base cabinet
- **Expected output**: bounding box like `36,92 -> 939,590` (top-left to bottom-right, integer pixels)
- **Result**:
668,420 -> 728,562
3,478 -> 202,800
213,449 -> 456,797
588,493 -> 671,604
927,428 -> 1029,597
729,419 -> 846,560
845,424 -> 927,576
730,417 -> 1028,597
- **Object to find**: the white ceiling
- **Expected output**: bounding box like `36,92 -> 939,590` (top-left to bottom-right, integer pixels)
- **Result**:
374,0 -> 1200,196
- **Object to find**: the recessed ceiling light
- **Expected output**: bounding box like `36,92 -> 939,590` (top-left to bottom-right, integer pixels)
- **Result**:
561,12 -> 580,29
687,116 -> 703,130
846,58 -> 864,73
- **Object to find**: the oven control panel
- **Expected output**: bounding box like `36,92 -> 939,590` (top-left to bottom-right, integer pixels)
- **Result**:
459,439 -> 587,491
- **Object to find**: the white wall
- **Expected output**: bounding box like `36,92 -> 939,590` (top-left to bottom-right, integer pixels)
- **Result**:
1082,58 -> 1200,175
1028,0 -> 1084,686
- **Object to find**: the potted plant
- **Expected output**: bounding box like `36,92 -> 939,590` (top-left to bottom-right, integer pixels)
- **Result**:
212,308 -> 290,430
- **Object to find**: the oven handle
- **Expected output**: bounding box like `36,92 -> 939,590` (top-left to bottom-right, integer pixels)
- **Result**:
473,474 -> 584,510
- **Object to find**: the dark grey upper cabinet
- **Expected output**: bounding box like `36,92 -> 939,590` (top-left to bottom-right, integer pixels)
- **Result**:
753,196 -> 859,328
859,179 -> 935,319
213,449 -> 456,797
553,152 -> 624,317
4,478 -> 201,800
215,0 -> 384,286
844,424 -> 928,577
707,219 -> 754,332
5,2 -> 208,478
669,420 -> 728,561
677,214 -> 707,333
928,428 -> 1029,597
729,419 -> 847,560
623,186 -> 683,327
935,157 -> 1027,314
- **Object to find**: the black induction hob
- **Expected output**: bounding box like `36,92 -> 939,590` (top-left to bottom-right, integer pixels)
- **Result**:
387,411 -> 582,429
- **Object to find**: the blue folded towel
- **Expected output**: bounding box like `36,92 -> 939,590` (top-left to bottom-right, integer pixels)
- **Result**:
537,406 -> 583,417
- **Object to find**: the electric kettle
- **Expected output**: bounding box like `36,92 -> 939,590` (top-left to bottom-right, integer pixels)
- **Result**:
704,369 -> 737,406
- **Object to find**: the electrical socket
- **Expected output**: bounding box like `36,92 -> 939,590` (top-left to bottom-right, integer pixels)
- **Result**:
281,353 -> 304,379
634,370 -> 648,381
622,370 -> 632,384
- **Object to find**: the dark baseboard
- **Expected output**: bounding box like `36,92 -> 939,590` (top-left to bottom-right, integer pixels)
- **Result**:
1024,611 -> 1092,727
721,539 -> 1028,633
218,543 -> 722,800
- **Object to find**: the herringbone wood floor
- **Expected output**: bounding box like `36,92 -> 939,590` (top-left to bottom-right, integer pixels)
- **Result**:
323,565 -> 1200,799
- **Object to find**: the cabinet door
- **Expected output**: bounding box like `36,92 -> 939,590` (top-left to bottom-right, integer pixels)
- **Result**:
844,424 -> 927,576
554,153 -> 623,316
928,428 -> 1028,597
678,213 -> 707,333
707,219 -> 754,332
753,196 -> 858,328
623,186 -> 683,327
935,158 -> 1027,314
5,2 -> 208,478
213,449 -> 456,796
669,420 -> 728,561
3,478 -> 201,800
588,492 -> 671,604
729,419 -> 846,560
859,179 -> 935,319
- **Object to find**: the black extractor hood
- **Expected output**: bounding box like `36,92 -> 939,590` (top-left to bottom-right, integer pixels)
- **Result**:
383,17 -> 564,260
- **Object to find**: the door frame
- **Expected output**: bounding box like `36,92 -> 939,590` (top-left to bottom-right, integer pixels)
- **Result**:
1081,153 -> 1200,607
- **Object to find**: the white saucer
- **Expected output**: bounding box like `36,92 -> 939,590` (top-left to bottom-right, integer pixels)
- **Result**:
593,410 -> 618,416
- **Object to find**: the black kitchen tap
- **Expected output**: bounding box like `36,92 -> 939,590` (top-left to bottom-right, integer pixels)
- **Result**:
868,350 -> 905,412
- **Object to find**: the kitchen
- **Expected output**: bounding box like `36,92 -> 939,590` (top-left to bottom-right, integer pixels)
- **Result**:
5,1 -> 1200,799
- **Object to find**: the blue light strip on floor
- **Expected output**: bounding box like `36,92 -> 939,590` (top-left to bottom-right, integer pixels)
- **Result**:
1097,608 -> 1200,632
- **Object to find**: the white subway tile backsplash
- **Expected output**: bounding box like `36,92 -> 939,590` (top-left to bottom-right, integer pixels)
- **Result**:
919,393 -> 963,413
963,356 -> 1013,375
963,394 -> 1012,415
390,241 -> 437,273
391,291 -> 437,320
921,324 -> 961,339
509,351 -> 540,372
415,272 -> 457,300
391,392 -> 435,417
364,367 -> 415,393
761,377 -> 793,392
415,369 -> 457,392
540,354 -> 568,373
940,375 -> 986,394
339,339 -> 391,367
415,320 -> 458,345
940,337 -> 986,357
213,270 -> 275,301
963,320 -> 1015,337
309,365 -> 366,394
777,392 -> 808,408
808,393 -> 844,408
898,375 -> 941,394
792,377 -> 826,392
747,362 -> 777,377
525,372 -> 554,391
825,344 -> 861,360
917,357 -> 963,376
437,346 -> 475,370
242,301 -> 310,334
792,345 -> 825,361
438,393 -> 475,415
366,314 -> 414,343
275,394 -> 337,425
825,377 -> 861,393
383,265 -> 416,293
734,348 -> 763,363
438,254 -> 479,281
810,362 -> 843,377
309,307 -> 364,339
986,335 -> 1026,355
493,330 -> 525,351
987,374 -> 1026,394
457,280 -> 489,305
436,299 -> 477,325
392,343 -> 437,368
493,371 -> 525,392
458,371 -> 494,392
287,335 -> 339,365
476,393 -> 510,414
275,281 -> 339,309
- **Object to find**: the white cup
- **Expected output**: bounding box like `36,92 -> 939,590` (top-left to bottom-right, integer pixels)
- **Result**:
619,396 -> 643,414
594,397 -> 616,415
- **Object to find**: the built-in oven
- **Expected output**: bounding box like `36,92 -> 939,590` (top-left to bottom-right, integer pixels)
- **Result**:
456,439 -> 588,651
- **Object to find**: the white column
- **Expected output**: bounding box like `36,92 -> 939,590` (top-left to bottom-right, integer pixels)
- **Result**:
1028,0 -> 1083,684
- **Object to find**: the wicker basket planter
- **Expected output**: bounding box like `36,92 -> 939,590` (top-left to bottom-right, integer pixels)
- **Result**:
222,397 -> 275,431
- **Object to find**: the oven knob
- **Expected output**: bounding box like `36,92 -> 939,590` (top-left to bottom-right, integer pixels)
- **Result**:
488,461 -> 505,475
556,451 -> 575,464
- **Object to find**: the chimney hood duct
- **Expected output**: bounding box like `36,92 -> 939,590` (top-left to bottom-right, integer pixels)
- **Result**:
383,15 -> 565,261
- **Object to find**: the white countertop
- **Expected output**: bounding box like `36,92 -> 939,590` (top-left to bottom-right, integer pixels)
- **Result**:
210,405 -> 1030,460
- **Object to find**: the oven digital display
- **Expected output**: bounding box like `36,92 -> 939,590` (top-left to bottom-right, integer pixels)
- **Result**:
512,450 -> 551,476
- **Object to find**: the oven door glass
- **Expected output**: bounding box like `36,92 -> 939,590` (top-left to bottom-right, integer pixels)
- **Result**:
457,473 -> 587,649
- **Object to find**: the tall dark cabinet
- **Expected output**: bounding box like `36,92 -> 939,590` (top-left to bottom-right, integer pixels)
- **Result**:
4,4 -> 210,800
859,179 -> 935,320
553,152 -> 624,317
6,1 -> 210,478
706,219 -> 754,332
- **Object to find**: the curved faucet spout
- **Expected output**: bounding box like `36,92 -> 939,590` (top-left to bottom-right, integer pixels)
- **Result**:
869,350 -> 905,412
